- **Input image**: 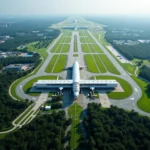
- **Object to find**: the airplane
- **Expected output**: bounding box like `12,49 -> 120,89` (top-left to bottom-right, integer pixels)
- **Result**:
36,61 -> 118,99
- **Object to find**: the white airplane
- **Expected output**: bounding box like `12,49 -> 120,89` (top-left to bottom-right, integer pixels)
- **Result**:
36,61 -> 118,99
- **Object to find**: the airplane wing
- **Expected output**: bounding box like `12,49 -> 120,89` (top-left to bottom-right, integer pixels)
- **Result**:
80,80 -> 118,88
36,80 -> 73,88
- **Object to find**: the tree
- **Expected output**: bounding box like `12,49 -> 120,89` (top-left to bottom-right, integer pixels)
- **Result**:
147,83 -> 150,92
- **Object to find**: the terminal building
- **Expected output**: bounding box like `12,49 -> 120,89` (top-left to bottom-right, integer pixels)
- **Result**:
36,61 -> 118,99
62,26 -> 88,30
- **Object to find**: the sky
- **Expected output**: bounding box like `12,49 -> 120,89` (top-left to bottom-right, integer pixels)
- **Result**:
1,0 -> 150,16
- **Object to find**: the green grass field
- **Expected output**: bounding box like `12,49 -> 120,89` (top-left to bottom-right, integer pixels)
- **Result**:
88,44 -> 95,53
68,103 -> 83,149
95,76 -> 133,99
45,55 -> 67,73
84,55 -> 99,73
92,44 -> 103,53
92,31 -> 109,46
84,31 -> 96,43
74,35 -> 78,52
53,55 -> 67,73
82,44 -> 90,53
93,55 -> 107,73
51,42 -> 61,53
24,76 -> 58,93
62,44 -> 70,53
64,37 -> 71,43
99,54 -> 120,75
45,55 -> 58,73
55,44 -> 69,53
73,54 -> 78,57
80,37 -> 86,43
122,63 -> 136,75
82,44 -> 103,53
132,76 -> 150,113
79,31 -> 84,36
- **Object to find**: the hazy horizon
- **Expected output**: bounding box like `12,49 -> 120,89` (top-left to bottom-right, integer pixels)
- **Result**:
0,0 -> 150,16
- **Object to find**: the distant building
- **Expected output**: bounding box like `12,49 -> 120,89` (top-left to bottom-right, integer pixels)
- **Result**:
5,64 -> 29,71
0,40 -> 5,44
45,106 -> 51,110
63,26 -> 88,30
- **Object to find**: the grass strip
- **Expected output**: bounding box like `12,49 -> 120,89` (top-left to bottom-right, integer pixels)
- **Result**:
132,76 -> 150,113
99,54 -> 120,75
45,55 -> 58,73
53,55 -> 67,73
94,55 -> 107,73
68,103 -> 83,149
84,54 -> 99,73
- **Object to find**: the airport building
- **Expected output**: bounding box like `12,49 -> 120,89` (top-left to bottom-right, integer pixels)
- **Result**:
35,61 -> 118,98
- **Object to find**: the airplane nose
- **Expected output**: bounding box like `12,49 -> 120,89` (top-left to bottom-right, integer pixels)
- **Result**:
74,92 -> 79,99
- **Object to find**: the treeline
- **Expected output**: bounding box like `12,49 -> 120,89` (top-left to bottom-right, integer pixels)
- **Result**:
0,29 -> 60,52
0,17 -> 65,35
0,111 -> 68,150
0,71 -> 30,131
0,54 -> 42,130
139,65 -> 150,82
106,36 -> 150,60
83,103 -> 150,150
0,53 -> 40,69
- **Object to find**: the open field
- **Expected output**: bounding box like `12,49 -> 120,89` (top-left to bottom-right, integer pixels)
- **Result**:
92,31 -> 110,46
80,37 -> 86,43
93,55 -> 107,73
92,44 -> 103,53
82,44 -> 90,53
45,54 -> 67,73
53,55 -> 67,73
45,55 -> 58,72
84,55 -> 99,73
68,103 -> 83,149
81,44 -> 103,53
99,54 -> 120,75
55,44 -> 70,53
51,31 -> 71,53
74,35 -> 78,52
95,76 -> 133,99
132,76 -> 150,113
73,54 -> 78,57
83,31 -> 96,43
63,37 -> 71,43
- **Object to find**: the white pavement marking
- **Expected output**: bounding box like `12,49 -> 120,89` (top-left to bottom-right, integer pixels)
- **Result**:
135,88 -> 138,92
130,98 -> 134,100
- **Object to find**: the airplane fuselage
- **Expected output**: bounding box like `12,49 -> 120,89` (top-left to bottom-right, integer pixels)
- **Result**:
72,61 -> 80,98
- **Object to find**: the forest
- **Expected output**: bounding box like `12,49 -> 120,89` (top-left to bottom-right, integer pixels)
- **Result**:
0,53 -> 40,69
105,35 -> 150,60
0,29 -> 60,52
87,16 -> 150,60
0,71 -> 29,131
139,65 -> 150,82
0,17 -> 63,131
0,17 -> 62,52
0,52 -> 42,131
0,111 -> 68,150
83,103 -> 150,150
